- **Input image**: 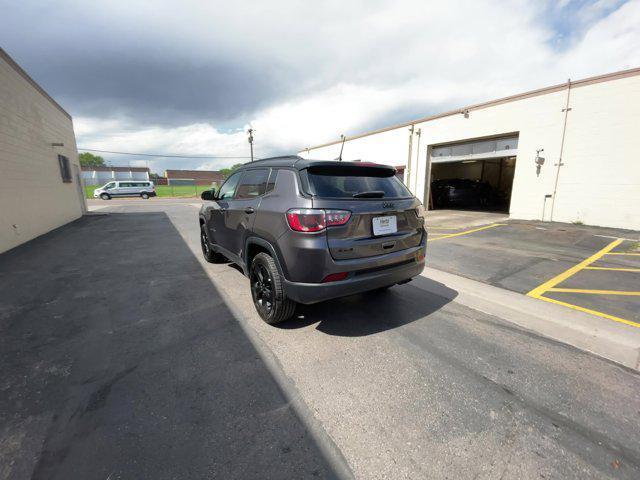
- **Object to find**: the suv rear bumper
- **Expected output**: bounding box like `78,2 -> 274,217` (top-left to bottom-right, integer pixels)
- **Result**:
282,243 -> 426,305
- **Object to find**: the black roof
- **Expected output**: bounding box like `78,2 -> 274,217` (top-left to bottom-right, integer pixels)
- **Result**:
240,156 -> 396,172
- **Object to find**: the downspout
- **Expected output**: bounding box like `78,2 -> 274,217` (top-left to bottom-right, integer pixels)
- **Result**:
550,78 -> 572,221
406,125 -> 415,186
413,128 -> 422,194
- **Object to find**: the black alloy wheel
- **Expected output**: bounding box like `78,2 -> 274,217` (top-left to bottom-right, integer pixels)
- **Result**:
251,262 -> 274,318
249,253 -> 296,324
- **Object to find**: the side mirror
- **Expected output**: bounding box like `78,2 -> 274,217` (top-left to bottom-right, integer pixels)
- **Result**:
201,189 -> 216,201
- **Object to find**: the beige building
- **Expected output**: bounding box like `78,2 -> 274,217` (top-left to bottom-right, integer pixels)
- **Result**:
0,48 -> 85,254
300,68 -> 640,231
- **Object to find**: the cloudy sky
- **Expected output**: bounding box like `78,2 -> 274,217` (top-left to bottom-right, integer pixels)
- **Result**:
2,0 -> 639,173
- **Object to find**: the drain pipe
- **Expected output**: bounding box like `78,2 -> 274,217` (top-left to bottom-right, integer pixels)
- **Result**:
413,128 -> 422,193
550,78 -> 572,221
406,125 -> 415,187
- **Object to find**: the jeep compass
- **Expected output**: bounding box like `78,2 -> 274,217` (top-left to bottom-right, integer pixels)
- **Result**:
199,156 -> 427,324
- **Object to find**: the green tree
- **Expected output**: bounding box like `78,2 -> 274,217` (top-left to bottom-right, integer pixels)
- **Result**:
79,152 -> 106,167
220,163 -> 244,178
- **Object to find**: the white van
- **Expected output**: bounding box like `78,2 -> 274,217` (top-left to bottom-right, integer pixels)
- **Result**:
93,181 -> 156,200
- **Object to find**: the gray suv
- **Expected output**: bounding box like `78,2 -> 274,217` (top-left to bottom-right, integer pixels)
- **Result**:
199,156 -> 427,324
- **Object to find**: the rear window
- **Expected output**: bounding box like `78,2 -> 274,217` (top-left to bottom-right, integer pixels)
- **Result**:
304,166 -> 411,199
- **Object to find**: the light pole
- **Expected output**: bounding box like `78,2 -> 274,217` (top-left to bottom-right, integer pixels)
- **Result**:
247,128 -> 254,162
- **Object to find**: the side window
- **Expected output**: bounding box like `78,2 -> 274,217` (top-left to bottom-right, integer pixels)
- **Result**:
265,169 -> 277,194
235,169 -> 269,199
218,172 -> 241,199
104,182 -> 115,190
120,182 -> 132,188
58,155 -> 72,183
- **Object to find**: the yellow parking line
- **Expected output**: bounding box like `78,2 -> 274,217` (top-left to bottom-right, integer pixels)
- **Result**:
584,266 -> 640,273
427,223 -> 506,242
527,238 -> 623,298
546,288 -> 640,296
606,252 -> 640,256
537,296 -> 640,328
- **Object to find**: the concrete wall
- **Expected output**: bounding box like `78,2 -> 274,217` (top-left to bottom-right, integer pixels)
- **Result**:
0,49 -> 85,254
300,71 -> 640,230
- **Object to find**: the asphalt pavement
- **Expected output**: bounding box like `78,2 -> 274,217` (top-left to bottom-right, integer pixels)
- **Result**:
0,210 -> 344,480
2,200 -> 640,479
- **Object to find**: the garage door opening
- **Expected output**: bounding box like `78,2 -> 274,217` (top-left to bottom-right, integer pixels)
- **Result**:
427,135 -> 518,213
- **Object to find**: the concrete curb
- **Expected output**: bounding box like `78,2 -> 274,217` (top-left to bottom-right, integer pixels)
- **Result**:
420,267 -> 640,371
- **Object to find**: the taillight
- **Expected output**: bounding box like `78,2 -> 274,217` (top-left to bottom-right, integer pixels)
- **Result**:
286,209 -> 350,232
325,210 -> 351,226
415,204 -> 426,218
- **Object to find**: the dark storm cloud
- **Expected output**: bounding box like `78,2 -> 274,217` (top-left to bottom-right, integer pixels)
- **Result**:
2,46 -> 292,126
0,1 -> 305,126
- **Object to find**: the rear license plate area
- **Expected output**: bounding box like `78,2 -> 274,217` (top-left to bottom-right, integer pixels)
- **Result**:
372,215 -> 397,236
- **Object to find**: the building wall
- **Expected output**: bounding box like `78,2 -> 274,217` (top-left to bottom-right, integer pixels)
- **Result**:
300,73 -> 640,230
0,49 -> 85,254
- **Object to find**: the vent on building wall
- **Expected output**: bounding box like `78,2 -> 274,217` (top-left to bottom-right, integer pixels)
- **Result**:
58,155 -> 72,183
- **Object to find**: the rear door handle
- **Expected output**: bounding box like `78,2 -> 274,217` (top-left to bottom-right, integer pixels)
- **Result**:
244,207 -> 255,214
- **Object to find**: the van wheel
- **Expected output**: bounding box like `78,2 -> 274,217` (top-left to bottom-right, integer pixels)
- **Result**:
200,225 -> 226,263
141,192 -> 149,199
100,193 -> 111,200
250,252 -> 296,324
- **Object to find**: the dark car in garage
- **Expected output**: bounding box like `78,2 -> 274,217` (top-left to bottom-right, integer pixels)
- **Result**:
431,178 -> 497,209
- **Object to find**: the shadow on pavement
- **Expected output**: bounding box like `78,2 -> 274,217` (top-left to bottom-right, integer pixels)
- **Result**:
0,213 -> 346,480
280,275 -> 457,337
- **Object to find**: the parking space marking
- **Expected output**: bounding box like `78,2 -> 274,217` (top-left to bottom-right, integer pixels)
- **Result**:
584,266 -> 640,272
606,252 -> 640,256
534,296 -> 640,328
546,288 -> 640,296
427,223 -> 506,242
527,239 -> 623,298
527,238 -> 640,328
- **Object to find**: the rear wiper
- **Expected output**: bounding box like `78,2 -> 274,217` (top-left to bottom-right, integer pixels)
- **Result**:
352,191 -> 385,198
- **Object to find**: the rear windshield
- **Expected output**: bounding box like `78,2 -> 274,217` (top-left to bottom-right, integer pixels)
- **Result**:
304,166 -> 411,199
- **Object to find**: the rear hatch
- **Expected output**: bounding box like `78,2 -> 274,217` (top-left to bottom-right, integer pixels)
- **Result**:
302,163 -> 424,260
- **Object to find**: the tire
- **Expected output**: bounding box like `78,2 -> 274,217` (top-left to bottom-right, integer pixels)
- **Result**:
100,193 -> 111,200
200,225 -> 226,263
250,252 -> 296,324
141,192 -> 150,199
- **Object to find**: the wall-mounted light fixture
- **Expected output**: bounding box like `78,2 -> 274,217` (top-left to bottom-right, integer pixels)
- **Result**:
462,109 -> 469,118
50,142 -> 64,147
535,148 -> 545,177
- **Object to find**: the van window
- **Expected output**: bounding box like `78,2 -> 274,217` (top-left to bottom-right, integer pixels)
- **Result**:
104,182 -> 116,190
236,169 -> 269,199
